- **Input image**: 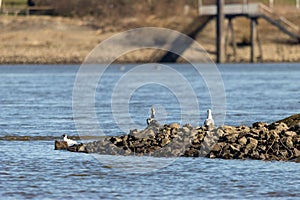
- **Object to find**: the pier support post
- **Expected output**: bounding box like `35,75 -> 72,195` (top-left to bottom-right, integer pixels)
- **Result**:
250,18 -> 263,63
225,17 -> 237,62
250,19 -> 256,63
257,22 -> 263,62
216,0 -> 225,63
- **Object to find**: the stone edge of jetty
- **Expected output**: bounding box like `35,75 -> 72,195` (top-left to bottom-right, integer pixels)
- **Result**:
55,114 -> 300,162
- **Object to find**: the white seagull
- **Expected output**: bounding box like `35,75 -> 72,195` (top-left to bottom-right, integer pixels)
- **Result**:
150,107 -> 155,118
62,134 -> 78,147
204,109 -> 215,129
147,106 -> 156,125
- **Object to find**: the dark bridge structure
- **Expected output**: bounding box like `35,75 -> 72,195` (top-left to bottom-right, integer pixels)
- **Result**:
159,0 -> 300,63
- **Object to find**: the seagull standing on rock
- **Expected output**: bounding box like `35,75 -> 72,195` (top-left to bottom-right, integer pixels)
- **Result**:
147,106 -> 156,125
62,134 -> 78,147
204,109 -> 215,129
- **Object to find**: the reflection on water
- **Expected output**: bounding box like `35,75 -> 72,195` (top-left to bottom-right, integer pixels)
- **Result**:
0,64 -> 299,199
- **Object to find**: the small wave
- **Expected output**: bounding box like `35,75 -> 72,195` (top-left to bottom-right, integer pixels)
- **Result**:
263,191 -> 300,198
64,173 -> 91,177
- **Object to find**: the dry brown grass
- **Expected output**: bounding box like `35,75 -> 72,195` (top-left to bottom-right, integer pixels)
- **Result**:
0,3 -> 299,63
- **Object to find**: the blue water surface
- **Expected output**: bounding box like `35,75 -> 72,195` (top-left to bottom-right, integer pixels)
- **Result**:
0,63 -> 299,199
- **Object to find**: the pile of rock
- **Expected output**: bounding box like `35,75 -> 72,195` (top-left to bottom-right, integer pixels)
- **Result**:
205,121 -> 300,161
55,114 -> 300,161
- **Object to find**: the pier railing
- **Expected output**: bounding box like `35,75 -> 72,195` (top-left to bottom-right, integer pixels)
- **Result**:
199,2 -> 260,16
258,3 -> 299,32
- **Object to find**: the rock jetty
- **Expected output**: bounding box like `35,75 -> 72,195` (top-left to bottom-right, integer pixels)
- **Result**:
55,114 -> 300,162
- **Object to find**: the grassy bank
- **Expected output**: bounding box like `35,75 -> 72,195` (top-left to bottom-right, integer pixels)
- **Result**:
0,1 -> 299,64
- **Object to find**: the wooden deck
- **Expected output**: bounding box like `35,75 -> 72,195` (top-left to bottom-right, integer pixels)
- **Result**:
199,3 -> 262,16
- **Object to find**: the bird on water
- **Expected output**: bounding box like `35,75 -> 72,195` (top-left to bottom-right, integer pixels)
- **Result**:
204,109 -> 215,129
62,134 -> 78,147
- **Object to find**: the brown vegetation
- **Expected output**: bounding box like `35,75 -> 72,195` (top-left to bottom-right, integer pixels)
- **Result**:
34,0 -> 199,18
0,1 -> 299,63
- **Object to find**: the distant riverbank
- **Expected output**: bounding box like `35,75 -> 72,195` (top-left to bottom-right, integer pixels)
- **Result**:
0,14 -> 299,64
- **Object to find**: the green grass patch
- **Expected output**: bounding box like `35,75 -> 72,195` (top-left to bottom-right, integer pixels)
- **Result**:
255,0 -> 298,6
2,0 -> 27,6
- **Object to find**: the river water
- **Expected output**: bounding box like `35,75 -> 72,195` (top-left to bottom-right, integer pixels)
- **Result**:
0,63 -> 299,199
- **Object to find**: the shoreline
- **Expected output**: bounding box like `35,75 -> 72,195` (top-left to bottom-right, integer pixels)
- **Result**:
1,15 -> 300,64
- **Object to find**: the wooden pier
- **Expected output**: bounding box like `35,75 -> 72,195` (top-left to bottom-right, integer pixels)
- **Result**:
199,1 -> 300,63
159,1 -> 300,63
